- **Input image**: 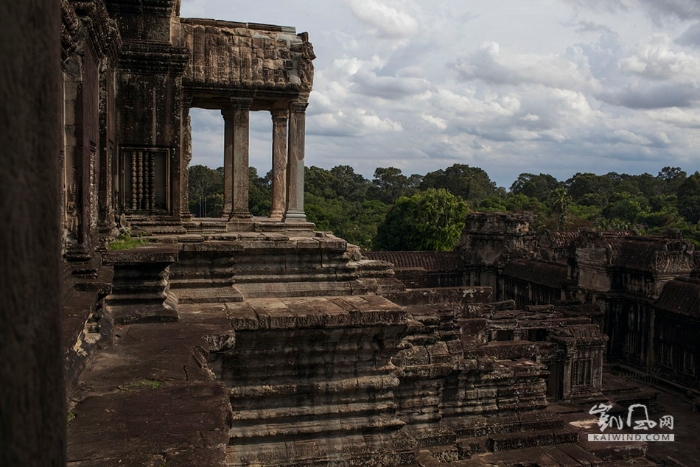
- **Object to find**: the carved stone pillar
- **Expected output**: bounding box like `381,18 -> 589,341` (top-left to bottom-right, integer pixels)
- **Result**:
181,95 -> 193,219
231,98 -> 253,221
284,101 -> 308,222
221,107 -> 234,218
270,109 -> 288,220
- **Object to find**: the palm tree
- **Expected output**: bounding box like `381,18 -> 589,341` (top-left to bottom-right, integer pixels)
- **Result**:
549,186 -> 572,230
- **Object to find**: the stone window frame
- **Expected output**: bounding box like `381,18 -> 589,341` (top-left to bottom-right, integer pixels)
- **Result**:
571,359 -> 592,387
119,146 -> 171,214
657,341 -> 674,369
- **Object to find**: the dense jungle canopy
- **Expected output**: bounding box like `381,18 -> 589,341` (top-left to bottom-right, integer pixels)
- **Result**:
188,164 -> 700,251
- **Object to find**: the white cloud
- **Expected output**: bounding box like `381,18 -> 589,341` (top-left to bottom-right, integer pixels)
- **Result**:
647,108 -> 700,128
184,0 -> 700,186
421,114 -> 448,130
619,33 -> 700,80
454,42 -> 602,92
344,0 -> 418,38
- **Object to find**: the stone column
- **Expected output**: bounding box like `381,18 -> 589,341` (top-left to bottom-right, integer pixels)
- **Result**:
230,98 -> 253,221
270,109 -> 288,220
181,95 -> 193,219
221,107 -> 234,218
284,101 -> 308,222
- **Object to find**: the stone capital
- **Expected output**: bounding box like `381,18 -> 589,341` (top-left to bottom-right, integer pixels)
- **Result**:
289,101 -> 309,114
271,109 -> 289,123
231,97 -> 254,111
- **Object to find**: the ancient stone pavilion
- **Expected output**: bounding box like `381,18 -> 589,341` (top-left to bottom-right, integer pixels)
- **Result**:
61,0 -> 316,262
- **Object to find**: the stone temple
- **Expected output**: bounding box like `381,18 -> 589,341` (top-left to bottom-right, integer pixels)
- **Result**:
2,1 -> 697,466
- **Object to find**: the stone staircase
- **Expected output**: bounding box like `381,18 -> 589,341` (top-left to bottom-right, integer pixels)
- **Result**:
159,232 -> 404,304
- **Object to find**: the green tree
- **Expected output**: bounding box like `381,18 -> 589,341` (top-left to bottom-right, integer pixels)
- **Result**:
249,167 -> 271,216
602,192 -> 648,224
510,173 -> 560,202
678,171 -> 700,224
420,164 -> 498,207
548,186 -> 572,230
367,167 -> 420,204
188,165 -> 223,217
375,188 -> 469,251
657,166 -> 687,195
566,173 -> 612,204
329,165 -> 371,202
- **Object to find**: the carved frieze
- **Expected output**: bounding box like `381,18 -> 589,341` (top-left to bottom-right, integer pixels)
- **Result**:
181,19 -> 315,92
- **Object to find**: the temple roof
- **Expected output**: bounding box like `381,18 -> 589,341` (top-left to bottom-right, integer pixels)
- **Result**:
502,260 -> 567,289
655,277 -> 700,318
362,251 -> 462,272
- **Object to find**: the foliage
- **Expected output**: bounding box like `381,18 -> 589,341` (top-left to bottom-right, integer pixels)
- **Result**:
188,164 -> 223,217
420,164 -> 498,207
677,171 -> 700,224
108,231 -> 148,250
249,167 -> 272,216
119,378 -> 161,391
366,167 -> 420,204
510,173 -> 561,202
375,188 -> 469,251
186,160 -> 697,251
548,187 -> 572,230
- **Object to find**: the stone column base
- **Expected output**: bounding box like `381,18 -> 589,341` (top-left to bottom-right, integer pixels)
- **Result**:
283,210 -> 307,222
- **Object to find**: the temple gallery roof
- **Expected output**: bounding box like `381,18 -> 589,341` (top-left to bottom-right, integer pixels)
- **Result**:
362,251 -> 463,272
503,260 -> 567,289
655,277 -> 700,318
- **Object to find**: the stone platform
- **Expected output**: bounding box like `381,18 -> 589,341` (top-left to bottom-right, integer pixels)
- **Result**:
66,237 -> 656,466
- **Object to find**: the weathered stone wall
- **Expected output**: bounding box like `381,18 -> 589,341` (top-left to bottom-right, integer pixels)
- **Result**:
61,0 -> 121,255
0,1 -> 64,465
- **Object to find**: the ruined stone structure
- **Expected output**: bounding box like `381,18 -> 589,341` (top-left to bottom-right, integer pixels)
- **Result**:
51,2 -> 683,466
457,212 -> 700,392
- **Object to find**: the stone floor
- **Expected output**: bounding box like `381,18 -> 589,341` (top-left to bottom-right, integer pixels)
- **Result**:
67,304 -> 234,466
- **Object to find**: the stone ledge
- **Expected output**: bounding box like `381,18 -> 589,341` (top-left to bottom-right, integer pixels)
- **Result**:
226,296 -> 408,330
102,243 -> 179,264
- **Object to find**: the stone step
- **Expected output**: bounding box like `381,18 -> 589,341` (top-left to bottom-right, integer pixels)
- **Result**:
171,287 -> 243,304
486,427 -> 579,452
235,281 -> 363,298
228,414 -> 405,439
475,444 -> 603,467
232,399 -> 397,422
229,375 -> 400,399
232,272 -> 361,284
226,433 -> 416,467
168,278 -> 233,289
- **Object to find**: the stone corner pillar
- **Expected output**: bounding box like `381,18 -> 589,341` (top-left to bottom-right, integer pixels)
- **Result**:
229,98 -> 254,221
270,109 -> 289,220
180,95 -> 194,220
283,101 -> 309,223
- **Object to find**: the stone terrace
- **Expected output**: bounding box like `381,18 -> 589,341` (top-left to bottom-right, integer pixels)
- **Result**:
66,237 -> 658,467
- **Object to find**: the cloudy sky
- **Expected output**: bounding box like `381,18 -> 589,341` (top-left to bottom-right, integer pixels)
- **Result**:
182,0 -> 700,188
